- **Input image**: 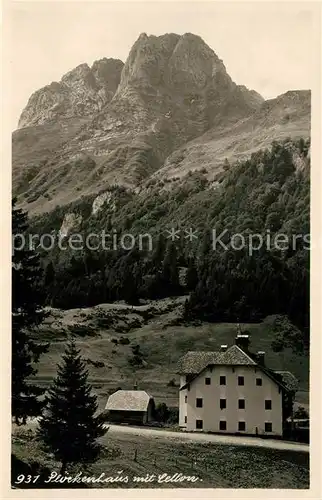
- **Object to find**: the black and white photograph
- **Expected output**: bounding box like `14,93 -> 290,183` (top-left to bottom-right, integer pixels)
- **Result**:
5,0 -> 321,494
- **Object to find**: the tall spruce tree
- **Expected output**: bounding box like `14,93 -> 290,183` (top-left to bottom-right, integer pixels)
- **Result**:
186,259 -> 198,291
151,233 -> 166,270
162,241 -> 180,295
12,198 -> 48,424
38,340 -> 107,474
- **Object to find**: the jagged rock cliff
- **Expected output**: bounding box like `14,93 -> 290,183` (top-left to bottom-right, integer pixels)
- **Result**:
18,59 -> 124,128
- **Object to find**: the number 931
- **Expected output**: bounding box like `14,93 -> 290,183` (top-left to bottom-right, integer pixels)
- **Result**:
15,474 -> 40,484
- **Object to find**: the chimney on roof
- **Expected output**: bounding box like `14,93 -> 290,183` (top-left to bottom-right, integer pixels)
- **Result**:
235,334 -> 250,352
256,351 -> 265,365
220,345 -> 228,352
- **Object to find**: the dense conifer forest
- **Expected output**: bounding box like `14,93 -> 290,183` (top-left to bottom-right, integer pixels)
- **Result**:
26,139 -> 309,351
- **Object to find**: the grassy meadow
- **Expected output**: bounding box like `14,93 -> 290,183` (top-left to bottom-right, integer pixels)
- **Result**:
30,299 -> 309,411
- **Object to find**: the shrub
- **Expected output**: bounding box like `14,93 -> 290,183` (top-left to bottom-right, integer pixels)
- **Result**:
109,386 -> 122,395
167,407 -> 179,424
84,358 -> 105,368
154,402 -> 179,424
94,361 -> 105,368
114,325 -> 129,333
131,344 -> 141,355
154,403 -> 169,423
294,406 -> 309,419
119,337 -> 130,345
96,316 -> 113,328
127,355 -> 143,367
68,324 -> 96,337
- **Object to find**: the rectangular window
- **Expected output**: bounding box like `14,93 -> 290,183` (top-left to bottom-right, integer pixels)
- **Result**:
238,376 -> 244,386
265,400 -> 272,410
196,398 -> 203,408
265,422 -> 272,432
220,398 -> 226,409
219,420 -> 227,431
220,376 -> 226,385
184,416 -> 187,424
238,399 -> 245,409
196,419 -> 203,430
238,421 -> 246,431
256,378 -> 262,386
205,377 -> 211,385
184,395 -> 187,403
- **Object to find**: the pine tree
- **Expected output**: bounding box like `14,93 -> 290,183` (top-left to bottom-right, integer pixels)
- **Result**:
186,259 -> 198,291
44,261 -> 55,306
223,158 -> 230,171
12,198 -> 48,424
162,241 -> 180,295
123,263 -> 140,305
44,261 -> 55,287
120,249 -> 141,305
37,340 -> 107,474
183,297 -> 193,321
151,233 -> 166,270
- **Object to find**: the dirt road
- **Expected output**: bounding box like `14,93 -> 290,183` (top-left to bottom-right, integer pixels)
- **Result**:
20,418 -> 308,452
105,424 -> 309,452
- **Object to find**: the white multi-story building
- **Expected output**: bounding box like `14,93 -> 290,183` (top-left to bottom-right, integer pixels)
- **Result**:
177,334 -> 297,436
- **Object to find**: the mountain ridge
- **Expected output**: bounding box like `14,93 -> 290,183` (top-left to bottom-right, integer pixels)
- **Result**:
12,32 -> 310,215
18,58 -> 124,129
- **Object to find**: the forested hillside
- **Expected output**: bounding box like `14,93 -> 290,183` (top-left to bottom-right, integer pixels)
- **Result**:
28,138 -> 309,349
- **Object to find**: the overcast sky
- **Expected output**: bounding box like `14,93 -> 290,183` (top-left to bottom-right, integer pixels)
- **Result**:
10,1 -> 316,128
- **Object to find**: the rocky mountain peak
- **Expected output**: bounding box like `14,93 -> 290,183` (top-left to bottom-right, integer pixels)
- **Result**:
115,32 -> 230,97
114,32 -> 180,95
18,58 -> 124,129
61,63 -> 92,82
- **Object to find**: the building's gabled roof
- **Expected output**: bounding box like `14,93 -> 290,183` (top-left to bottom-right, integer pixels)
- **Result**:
177,351 -> 219,374
218,345 -> 257,366
178,345 -> 295,394
254,365 -> 289,393
273,371 -> 299,392
105,390 -> 153,412
179,345 -> 258,391
177,345 -> 256,375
